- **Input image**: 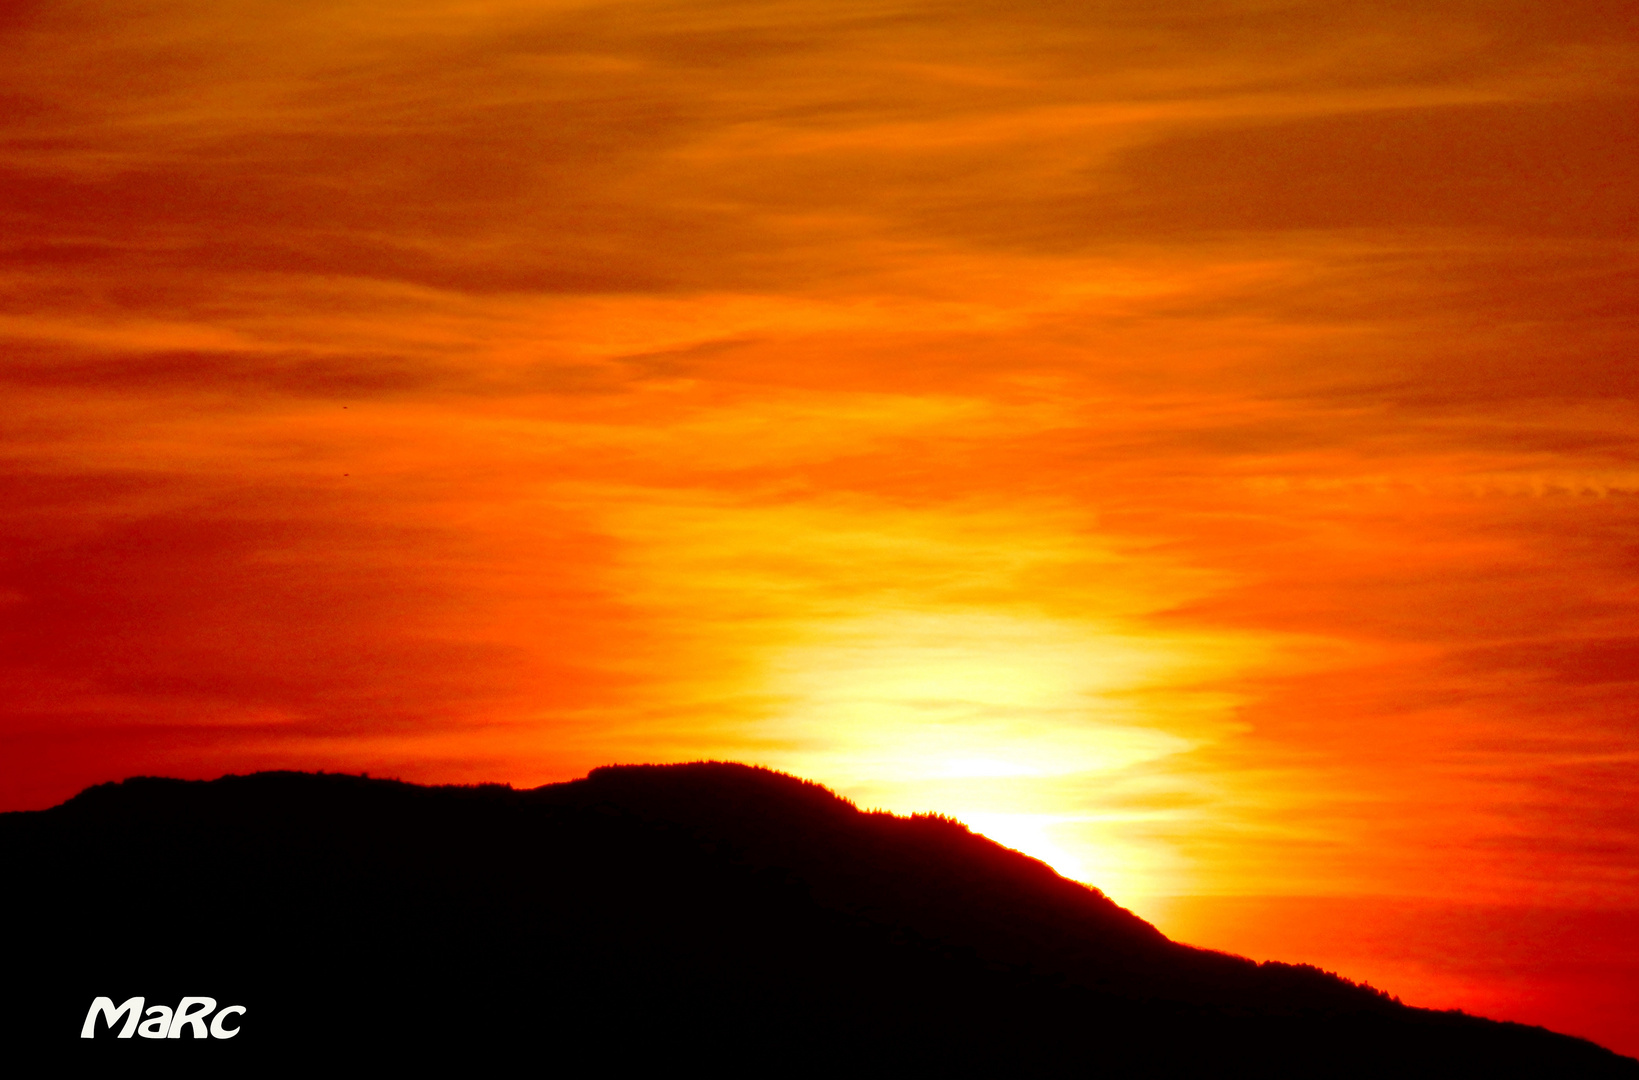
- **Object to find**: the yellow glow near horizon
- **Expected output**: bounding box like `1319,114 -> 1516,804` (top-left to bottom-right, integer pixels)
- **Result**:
8,0 -> 1639,1055
749,611 -> 1216,908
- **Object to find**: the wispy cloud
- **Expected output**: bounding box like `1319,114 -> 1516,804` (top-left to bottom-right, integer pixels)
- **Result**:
2,0 -> 1637,1049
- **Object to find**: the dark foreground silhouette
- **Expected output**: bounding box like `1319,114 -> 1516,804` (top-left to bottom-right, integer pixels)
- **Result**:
5,763 -> 1634,1075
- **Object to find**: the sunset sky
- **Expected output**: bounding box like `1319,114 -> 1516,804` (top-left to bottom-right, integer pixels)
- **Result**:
3,0 -> 1637,1054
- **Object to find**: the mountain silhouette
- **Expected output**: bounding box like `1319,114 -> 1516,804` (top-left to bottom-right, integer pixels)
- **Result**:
5,762 -> 1634,1075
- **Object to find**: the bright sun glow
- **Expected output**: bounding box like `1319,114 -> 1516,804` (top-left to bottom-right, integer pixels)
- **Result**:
750,611 -> 1206,909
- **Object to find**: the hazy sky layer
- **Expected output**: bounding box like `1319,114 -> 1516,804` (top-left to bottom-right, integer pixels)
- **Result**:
3,0 -> 1636,1052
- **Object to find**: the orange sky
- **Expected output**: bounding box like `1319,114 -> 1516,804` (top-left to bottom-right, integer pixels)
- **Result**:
3,0 -> 1637,1055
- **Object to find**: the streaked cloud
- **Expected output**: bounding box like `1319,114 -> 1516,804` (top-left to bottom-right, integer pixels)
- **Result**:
2,0 -> 1636,1052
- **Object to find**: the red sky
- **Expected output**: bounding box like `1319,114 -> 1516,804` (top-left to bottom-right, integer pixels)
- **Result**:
3,0 -> 1637,1055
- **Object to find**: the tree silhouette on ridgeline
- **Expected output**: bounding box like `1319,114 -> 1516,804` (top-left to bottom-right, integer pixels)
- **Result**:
5,762 -> 1633,1075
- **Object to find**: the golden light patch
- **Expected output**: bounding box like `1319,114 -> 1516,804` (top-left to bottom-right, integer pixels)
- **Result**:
749,611 -> 1218,906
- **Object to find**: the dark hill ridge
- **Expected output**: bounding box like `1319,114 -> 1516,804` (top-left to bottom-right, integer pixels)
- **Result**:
3,762 -> 1633,1075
